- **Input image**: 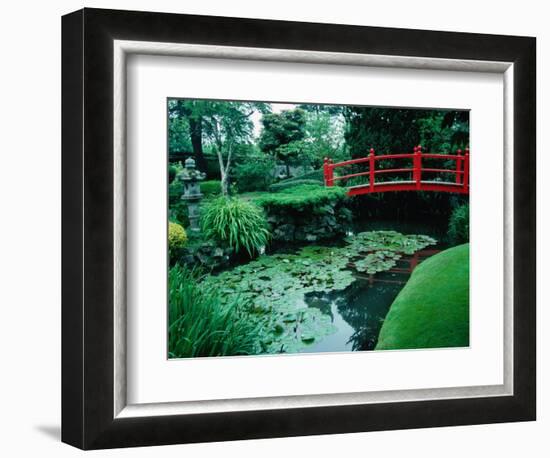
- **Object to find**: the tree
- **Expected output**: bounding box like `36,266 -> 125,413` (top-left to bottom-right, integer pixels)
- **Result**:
168,115 -> 192,156
300,108 -> 348,167
343,107 -> 424,157
298,103 -> 343,116
343,106 -> 469,157
168,99 -> 208,172
200,101 -> 269,195
258,108 -> 306,172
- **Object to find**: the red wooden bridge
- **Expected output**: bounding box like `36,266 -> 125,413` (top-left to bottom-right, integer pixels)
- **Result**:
323,146 -> 469,196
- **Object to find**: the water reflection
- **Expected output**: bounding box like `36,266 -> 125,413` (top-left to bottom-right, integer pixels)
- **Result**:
301,249 -> 439,353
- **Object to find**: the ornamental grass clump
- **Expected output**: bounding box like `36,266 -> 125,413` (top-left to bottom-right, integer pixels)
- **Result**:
201,196 -> 270,257
168,265 -> 260,358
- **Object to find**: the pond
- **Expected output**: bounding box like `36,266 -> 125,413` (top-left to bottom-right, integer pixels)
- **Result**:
206,218 -> 449,355
300,218 -> 448,353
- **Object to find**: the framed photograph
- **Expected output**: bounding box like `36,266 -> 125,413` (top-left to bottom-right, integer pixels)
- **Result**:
62,8 -> 536,450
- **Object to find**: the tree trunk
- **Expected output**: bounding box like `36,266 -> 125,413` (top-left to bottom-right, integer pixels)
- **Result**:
221,174 -> 229,196
188,117 -> 207,173
216,146 -> 229,197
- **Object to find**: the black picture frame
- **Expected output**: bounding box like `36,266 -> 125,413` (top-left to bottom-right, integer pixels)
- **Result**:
62,7 -> 536,450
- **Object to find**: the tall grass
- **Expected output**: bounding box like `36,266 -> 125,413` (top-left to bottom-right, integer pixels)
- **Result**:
168,265 -> 260,358
201,196 -> 270,257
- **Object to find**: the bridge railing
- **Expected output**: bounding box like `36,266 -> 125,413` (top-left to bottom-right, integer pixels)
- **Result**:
323,146 -> 469,195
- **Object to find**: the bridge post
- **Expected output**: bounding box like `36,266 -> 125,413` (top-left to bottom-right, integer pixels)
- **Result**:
462,148 -> 469,193
323,157 -> 333,187
455,149 -> 463,185
369,148 -> 375,192
414,145 -> 422,189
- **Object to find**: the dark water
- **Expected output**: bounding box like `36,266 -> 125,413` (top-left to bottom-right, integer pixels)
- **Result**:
300,218 -> 448,353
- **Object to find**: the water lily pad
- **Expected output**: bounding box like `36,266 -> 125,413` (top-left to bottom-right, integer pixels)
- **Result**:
202,230 -> 436,354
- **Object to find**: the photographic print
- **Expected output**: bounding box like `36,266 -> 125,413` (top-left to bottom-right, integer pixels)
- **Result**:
167,99 -> 470,358
62,10 -> 536,448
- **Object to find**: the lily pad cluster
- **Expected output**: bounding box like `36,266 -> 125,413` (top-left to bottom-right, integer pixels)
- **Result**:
353,250 -> 402,274
344,231 -> 436,255
204,230 -> 436,353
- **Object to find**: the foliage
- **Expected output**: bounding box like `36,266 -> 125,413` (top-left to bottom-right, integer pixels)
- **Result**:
199,101 -> 270,194
168,164 -> 178,183
376,244 -> 469,350
168,99 -> 206,171
234,155 -> 276,192
419,111 -> 470,152
169,203 -> 188,228
200,180 -> 222,197
168,164 -> 188,226
168,114 -> 192,155
258,108 -> 307,166
343,106 -> 469,157
168,265 -> 260,358
299,108 -> 349,168
251,185 -> 347,212
344,107 -> 422,157
168,162 -> 184,202
272,140 -> 309,167
268,179 -> 323,192
168,222 -> 188,259
447,203 -> 469,244
277,168 -> 325,183
205,231 -> 436,353
201,197 -> 270,257
259,108 -> 306,153
169,99 -> 270,192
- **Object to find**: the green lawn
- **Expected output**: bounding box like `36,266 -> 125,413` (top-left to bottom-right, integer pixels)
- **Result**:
376,243 -> 469,350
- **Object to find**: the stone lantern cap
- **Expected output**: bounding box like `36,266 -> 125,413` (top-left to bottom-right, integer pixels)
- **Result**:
185,156 -> 196,169
179,157 -> 206,182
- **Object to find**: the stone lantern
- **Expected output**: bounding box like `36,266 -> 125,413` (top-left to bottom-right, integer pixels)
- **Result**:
178,157 -> 206,233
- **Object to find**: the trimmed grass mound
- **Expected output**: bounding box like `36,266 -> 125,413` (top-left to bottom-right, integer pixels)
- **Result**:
376,243 -> 469,350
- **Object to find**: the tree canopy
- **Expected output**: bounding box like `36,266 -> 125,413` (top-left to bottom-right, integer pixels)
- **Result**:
343,107 -> 469,157
258,108 -> 306,164
168,99 -> 469,196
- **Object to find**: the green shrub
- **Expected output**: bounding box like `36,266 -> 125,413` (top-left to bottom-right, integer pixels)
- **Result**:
200,180 -> 222,197
447,203 -> 469,244
168,174 -> 184,205
234,157 -> 276,192
275,168 -> 324,185
168,222 -> 188,259
252,185 -> 348,212
168,165 -> 178,183
268,179 -> 323,192
201,197 -> 270,257
169,203 -> 189,228
168,176 -> 188,227
205,155 -> 221,179
168,265 -> 260,358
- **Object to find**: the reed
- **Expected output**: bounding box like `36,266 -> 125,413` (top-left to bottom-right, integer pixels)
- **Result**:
168,265 -> 260,358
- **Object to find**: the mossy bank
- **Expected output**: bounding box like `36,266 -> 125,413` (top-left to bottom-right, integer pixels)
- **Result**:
376,243 -> 469,350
